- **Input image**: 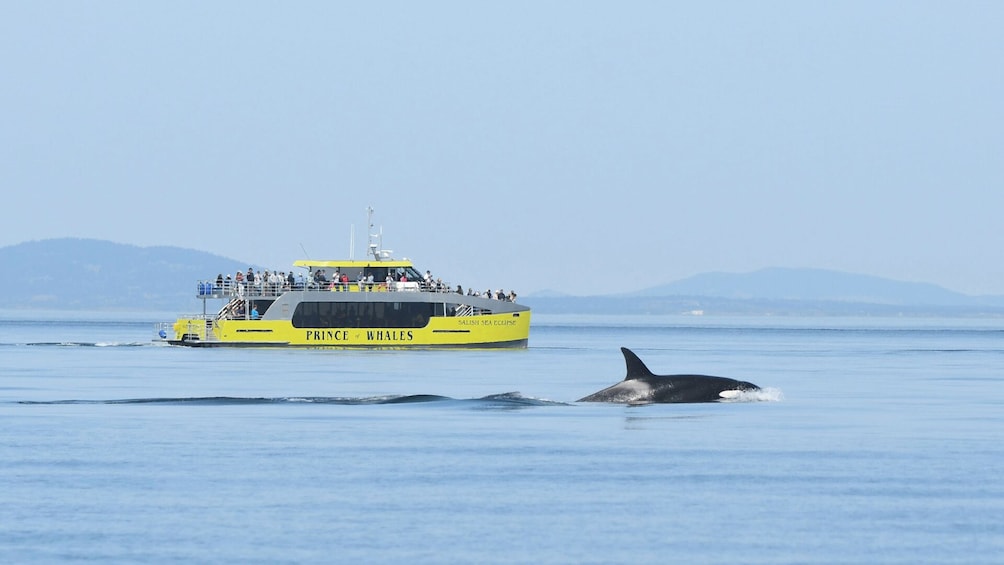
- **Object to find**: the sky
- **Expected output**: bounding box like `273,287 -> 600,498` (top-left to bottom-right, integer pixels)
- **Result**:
3,2 -> 1002,297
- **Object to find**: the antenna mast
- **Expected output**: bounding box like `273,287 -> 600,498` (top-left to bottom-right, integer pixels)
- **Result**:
367,206 -> 377,260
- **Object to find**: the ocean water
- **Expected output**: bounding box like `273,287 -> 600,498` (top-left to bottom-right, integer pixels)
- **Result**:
1,312 -> 1002,564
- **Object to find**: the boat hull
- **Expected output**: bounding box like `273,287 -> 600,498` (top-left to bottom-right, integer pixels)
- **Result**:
169,311 -> 530,348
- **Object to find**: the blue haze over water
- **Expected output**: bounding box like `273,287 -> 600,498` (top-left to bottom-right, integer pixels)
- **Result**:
1,312 -> 1002,564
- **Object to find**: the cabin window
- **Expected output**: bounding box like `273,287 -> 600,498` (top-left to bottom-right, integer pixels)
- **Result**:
292,301 -> 433,329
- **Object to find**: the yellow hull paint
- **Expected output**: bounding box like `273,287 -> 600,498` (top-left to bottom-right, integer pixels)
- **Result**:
172,312 -> 530,348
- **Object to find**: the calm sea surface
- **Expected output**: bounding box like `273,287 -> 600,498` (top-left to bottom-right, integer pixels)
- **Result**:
1,312 -> 1002,564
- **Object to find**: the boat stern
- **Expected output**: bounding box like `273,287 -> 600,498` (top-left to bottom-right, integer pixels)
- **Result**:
167,316 -> 214,345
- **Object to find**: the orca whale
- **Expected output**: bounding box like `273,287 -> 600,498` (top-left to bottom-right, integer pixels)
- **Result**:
577,347 -> 760,404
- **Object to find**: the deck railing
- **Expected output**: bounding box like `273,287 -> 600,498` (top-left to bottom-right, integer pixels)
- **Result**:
195,279 -> 459,299
160,318 -> 220,343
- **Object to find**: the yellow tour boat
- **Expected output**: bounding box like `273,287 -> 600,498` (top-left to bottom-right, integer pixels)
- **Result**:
161,215 -> 530,348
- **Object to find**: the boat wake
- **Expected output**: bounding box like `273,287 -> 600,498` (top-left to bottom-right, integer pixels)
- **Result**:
15,390 -> 783,408
16,341 -> 158,347
18,392 -> 571,409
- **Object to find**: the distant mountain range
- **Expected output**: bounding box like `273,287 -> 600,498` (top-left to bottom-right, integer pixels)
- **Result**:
523,267 -> 1004,316
522,266 -> 1003,319
0,238 -> 259,312
3,238 -> 1003,316
522,268 -> 1003,319
628,267 -> 1003,307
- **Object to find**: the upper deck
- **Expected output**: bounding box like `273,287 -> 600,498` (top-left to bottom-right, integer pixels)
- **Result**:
292,259 -> 415,269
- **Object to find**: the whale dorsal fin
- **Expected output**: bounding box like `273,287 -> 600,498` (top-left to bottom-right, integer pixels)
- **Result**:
621,347 -> 655,380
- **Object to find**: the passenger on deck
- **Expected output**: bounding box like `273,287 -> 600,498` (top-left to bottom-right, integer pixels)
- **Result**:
287,271 -> 295,290
251,305 -> 259,319
215,274 -> 224,292
273,271 -> 283,293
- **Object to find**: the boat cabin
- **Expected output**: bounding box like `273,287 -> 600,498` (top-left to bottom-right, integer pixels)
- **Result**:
293,260 -> 427,290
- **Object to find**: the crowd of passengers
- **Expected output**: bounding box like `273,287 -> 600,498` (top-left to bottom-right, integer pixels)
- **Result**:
211,268 -> 518,302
